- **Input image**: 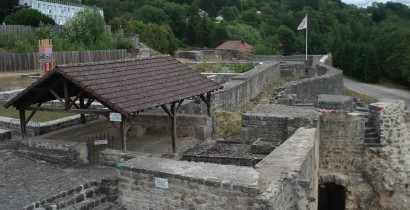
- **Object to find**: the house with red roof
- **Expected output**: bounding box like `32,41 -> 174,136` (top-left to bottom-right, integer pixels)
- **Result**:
216,40 -> 253,53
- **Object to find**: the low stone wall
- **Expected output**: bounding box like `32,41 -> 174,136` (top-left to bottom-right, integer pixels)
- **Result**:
0,114 -> 98,136
0,128 -> 11,140
0,89 -> 24,103
256,127 -> 318,210
201,73 -> 239,85
280,61 -> 305,79
272,63 -> 343,104
117,127 -> 318,210
242,105 -> 319,143
99,148 -> 152,167
315,94 -> 355,112
118,157 -> 264,209
132,113 -> 213,140
212,61 -> 281,111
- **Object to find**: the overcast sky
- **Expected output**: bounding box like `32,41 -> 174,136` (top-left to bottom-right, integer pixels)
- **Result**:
341,0 -> 410,7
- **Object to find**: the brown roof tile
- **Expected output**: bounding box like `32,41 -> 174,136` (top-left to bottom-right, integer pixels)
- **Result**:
5,56 -> 223,115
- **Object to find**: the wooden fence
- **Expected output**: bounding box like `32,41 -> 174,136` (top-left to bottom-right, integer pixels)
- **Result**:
0,25 -> 111,37
0,49 -> 127,72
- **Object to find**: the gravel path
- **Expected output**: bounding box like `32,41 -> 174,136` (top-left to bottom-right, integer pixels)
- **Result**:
0,142 -> 117,209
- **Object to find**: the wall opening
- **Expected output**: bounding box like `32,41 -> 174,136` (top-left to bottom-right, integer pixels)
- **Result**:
318,182 -> 346,210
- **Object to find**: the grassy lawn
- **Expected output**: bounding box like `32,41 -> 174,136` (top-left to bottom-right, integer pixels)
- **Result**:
0,72 -> 37,92
344,88 -> 378,105
0,105 -> 75,122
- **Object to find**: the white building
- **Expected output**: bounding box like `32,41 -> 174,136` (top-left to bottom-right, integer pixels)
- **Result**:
19,0 -> 104,25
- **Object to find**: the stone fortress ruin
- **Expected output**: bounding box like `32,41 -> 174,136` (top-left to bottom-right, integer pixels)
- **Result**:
0,50 -> 409,210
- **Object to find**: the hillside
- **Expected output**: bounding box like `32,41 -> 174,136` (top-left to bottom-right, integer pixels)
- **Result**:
78,0 -> 410,86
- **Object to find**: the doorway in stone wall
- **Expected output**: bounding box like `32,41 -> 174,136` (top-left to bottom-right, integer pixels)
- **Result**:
318,182 -> 346,210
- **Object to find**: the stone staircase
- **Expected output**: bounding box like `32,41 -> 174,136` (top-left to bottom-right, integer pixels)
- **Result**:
364,124 -> 380,144
23,178 -> 121,210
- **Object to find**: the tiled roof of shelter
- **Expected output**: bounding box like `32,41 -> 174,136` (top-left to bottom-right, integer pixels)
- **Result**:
216,40 -> 252,53
5,56 -> 223,116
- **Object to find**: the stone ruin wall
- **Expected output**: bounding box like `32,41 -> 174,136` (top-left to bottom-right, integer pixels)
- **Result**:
319,101 -> 410,209
117,128 -> 318,210
363,101 -> 410,209
271,63 -> 344,105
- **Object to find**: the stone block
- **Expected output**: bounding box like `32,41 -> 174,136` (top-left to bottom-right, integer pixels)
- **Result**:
251,138 -> 279,154
0,129 -> 11,140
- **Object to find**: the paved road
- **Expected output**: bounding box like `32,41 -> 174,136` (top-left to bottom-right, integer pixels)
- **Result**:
344,77 -> 410,109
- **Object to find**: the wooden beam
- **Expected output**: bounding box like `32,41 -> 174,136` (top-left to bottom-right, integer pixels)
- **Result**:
120,115 -> 131,152
85,98 -> 94,108
161,104 -> 173,118
69,91 -> 83,109
21,78 -> 62,107
176,99 -> 184,113
199,94 -> 210,106
25,106 -> 111,115
171,102 -> 176,153
25,103 -> 42,125
80,96 -> 86,124
50,89 -> 63,103
207,92 -> 212,117
19,109 -> 27,139
63,79 -> 69,110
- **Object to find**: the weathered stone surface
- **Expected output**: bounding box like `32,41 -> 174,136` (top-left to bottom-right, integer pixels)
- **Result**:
0,144 -> 117,210
118,156 -> 264,209
315,94 -> 355,112
0,128 -> 11,140
271,63 -> 343,105
242,104 -> 319,143
251,138 -> 279,154
181,140 -> 265,166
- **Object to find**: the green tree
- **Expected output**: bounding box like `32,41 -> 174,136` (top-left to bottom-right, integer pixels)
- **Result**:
0,0 -> 20,22
63,8 -> 105,46
4,8 -> 55,27
134,5 -> 167,24
225,23 -> 262,45
277,24 -> 296,55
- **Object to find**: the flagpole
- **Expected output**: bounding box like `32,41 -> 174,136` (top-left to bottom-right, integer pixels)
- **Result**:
305,15 -> 308,60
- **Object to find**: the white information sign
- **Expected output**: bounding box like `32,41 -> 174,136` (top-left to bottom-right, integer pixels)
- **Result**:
109,112 -> 122,122
154,177 -> 169,189
94,140 -> 108,145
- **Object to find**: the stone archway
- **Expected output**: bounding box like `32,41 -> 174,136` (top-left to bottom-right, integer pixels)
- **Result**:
318,174 -> 351,210
318,182 -> 346,210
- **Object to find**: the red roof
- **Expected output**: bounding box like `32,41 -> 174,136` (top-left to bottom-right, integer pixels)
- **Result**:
216,40 -> 252,53
5,56 -> 223,116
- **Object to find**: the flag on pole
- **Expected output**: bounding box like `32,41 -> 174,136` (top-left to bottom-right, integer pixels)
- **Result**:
297,15 -> 307,30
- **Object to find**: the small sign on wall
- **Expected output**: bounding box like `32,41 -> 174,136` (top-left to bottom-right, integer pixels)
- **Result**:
154,177 -> 169,189
109,112 -> 122,122
94,140 -> 108,145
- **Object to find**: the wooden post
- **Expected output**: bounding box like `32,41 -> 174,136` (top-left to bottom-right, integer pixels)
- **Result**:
171,102 -> 176,153
80,96 -> 86,124
19,109 -> 27,139
207,92 -> 212,117
120,115 -> 127,152
63,79 -> 69,110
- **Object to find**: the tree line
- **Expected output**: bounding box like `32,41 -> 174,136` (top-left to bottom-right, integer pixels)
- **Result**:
1,0 -> 410,85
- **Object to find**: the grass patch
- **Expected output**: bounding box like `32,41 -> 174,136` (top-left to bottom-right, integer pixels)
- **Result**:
0,74 -> 35,92
194,63 -> 254,73
0,105 -> 74,122
213,110 -> 242,138
213,77 -> 295,139
344,88 -> 378,105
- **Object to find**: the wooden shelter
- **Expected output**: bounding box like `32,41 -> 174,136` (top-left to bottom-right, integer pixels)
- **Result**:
4,56 -> 223,152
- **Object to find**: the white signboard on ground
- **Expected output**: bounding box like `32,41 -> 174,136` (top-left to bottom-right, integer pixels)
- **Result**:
154,177 -> 169,189
109,112 -> 122,122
